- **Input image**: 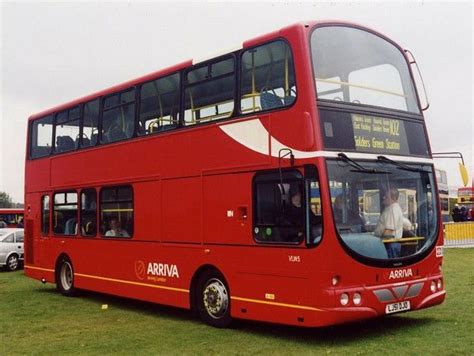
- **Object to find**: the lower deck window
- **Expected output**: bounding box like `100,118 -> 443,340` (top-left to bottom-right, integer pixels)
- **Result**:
81,189 -> 97,236
100,186 -> 133,238
41,195 -> 50,234
53,192 -> 78,235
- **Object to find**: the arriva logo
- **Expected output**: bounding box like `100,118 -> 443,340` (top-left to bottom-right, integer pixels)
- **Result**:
389,268 -> 413,280
147,262 -> 180,279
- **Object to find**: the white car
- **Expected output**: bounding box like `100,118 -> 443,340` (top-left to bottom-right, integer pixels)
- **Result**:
0,228 -> 24,271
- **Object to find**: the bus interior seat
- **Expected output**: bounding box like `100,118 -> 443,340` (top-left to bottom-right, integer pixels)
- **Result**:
90,133 -> 98,145
83,219 -> 96,235
261,90 -> 283,110
82,137 -> 91,147
63,136 -> 75,151
125,122 -> 134,138
284,96 -> 295,106
159,124 -> 178,132
107,126 -> 127,142
64,218 -> 77,235
32,146 -> 51,157
76,137 -> 90,148
56,136 -> 75,152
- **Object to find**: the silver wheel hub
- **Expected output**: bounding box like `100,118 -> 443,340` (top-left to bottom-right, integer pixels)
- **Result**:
8,256 -> 18,270
60,262 -> 73,291
203,278 -> 229,319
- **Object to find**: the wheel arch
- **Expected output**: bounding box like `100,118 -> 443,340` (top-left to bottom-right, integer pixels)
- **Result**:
5,251 -> 19,261
189,264 -> 229,314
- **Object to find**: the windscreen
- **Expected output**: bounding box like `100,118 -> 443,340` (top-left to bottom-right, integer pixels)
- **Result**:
327,159 -> 438,261
311,26 -> 419,113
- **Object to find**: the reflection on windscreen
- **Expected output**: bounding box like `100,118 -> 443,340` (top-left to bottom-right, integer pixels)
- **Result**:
327,160 -> 437,260
311,26 -> 419,113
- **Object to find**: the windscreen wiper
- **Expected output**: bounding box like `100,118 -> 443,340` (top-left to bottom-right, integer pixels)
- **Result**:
377,156 -> 430,173
337,153 -> 390,174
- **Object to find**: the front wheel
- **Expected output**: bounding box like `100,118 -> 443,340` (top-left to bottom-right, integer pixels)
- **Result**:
6,254 -> 19,271
196,271 -> 232,328
56,256 -> 76,296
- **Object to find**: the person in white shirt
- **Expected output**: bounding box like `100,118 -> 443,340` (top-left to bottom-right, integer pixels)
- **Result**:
374,187 -> 404,258
105,217 -> 130,238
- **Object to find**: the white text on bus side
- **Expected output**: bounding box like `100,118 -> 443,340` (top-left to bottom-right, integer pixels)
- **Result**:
147,263 -> 180,278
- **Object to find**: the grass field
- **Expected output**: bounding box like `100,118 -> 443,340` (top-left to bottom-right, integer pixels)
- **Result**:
1,249 -> 473,355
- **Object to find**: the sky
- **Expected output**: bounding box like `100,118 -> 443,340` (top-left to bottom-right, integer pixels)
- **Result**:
0,0 -> 472,203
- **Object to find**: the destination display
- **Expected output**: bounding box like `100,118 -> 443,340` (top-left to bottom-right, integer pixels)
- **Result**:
320,109 -> 430,157
351,114 -> 409,155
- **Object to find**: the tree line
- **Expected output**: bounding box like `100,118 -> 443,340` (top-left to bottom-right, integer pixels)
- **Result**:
0,191 -> 24,208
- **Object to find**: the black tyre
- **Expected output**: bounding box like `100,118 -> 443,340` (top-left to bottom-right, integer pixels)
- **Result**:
56,256 -> 76,296
196,270 -> 232,328
6,254 -> 19,271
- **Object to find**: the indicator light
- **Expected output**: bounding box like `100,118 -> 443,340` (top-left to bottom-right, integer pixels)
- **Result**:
332,276 -> 340,286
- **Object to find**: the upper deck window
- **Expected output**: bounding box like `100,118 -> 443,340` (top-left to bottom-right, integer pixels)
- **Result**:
54,106 -> 80,154
184,57 -> 235,125
82,99 -> 99,148
311,26 -> 419,113
101,89 -> 136,144
240,41 -> 296,113
30,115 -> 53,159
139,73 -> 180,135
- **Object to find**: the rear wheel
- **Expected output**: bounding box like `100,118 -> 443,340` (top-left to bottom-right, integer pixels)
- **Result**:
56,256 -> 76,296
6,254 -> 19,271
196,270 -> 232,328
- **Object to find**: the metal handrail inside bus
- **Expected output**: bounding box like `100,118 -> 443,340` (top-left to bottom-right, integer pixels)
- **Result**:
315,78 -> 407,98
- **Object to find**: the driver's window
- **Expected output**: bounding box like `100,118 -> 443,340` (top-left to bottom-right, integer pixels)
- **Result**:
307,177 -> 323,245
253,169 -> 322,244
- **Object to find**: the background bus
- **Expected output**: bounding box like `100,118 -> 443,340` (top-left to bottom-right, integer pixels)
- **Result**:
435,169 -> 450,222
24,21 -> 444,328
457,184 -> 474,221
0,208 -> 24,227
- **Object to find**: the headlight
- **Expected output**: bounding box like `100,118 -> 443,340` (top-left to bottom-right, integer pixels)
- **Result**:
353,292 -> 362,305
437,279 -> 443,290
430,281 -> 437,293
340,293 -> 349,306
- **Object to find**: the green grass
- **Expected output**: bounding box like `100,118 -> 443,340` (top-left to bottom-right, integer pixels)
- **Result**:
1,249 -> 473,355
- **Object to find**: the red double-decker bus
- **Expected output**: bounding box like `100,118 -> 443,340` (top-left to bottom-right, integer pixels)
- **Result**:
24,21 -> 445,327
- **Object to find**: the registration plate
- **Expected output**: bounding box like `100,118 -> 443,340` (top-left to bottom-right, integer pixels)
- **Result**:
385,301 -> 411,314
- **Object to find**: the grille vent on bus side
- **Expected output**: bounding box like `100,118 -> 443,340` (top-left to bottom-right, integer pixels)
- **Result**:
25,219 -> 34,264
